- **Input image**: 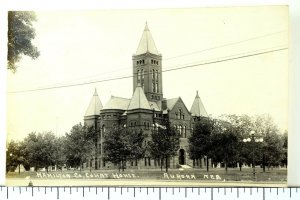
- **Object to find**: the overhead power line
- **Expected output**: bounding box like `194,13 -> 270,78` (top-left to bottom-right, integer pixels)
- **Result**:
39,30 -> 287,88
8,46 -> 288,94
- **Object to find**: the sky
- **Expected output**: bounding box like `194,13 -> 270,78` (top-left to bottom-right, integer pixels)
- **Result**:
6,6 -> 289,141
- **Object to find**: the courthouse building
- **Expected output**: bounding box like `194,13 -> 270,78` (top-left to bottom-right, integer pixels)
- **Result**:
83,23 -> 208,169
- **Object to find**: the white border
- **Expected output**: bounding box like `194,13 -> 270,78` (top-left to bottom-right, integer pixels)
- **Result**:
1,0 -> 298,187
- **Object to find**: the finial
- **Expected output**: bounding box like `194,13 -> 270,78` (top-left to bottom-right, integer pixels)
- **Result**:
93,88 -> 98,96
144,21 -> 149,31
196,90 -> 199,97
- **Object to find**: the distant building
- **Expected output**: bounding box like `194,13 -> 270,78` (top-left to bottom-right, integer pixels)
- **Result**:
84,23 -> 208,169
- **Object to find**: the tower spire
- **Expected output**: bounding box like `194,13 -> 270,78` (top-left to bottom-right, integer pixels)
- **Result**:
136,22 -> 158,55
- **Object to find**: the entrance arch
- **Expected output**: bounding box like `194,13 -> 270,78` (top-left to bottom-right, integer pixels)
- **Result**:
179,149 -> 185,165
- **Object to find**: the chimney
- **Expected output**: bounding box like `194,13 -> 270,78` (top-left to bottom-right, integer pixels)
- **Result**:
162,98 -> 167,110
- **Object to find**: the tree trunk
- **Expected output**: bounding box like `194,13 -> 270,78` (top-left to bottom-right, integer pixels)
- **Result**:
165,156 -> 168,172
239,161 -> 242,171
18,164 -> 21,174
161,158 -> 163,171
206,157 -> 209,172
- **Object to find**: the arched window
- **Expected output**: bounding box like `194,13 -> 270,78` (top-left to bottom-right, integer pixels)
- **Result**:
178,109 -> 182,119
141,69 -> 144,80
152,82 -> 155,92
178,125 -> 182,135
155,70 -> 158,80
102,125 -> 106,133
152,69 -> 155,79
137,70 -> 140,81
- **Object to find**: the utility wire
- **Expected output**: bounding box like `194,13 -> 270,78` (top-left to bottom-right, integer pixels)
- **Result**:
39,30 -> 287,87
164,30 -> 286,60
8,46 -> 288,94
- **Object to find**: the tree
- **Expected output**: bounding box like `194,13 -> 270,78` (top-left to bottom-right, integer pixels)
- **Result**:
53,136 -> 67,171
219,114 -> 254,171
8,11 -> 40,72
188,117 -> 214,172
6,140 -> 25,173
149,124 -> 180,172
64,123 -> 93,171
210,121 -> 239,172
23,132 -> 57,172
103,127 -> 146,171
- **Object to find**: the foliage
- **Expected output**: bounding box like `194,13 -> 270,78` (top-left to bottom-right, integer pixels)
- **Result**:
103,127 -> 146,171
7,11 -> 40,72
149,124 -> 180,172
6,140 -> 25,173
188,117 -> 214,171
22,132 -> 57,171
211,120 -> 239,171
217,114 -> 287,170
64,123 -> 94,170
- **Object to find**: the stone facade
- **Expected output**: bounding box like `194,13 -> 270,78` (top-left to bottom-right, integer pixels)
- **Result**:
83,23 -> 208,170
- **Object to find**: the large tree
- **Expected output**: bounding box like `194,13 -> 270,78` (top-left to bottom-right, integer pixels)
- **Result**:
188,117 -> 214,172
6,140 -> 26,173
22,132 -> 57,172
211,121 -> 239,172
149,124 -> 180,172
8,11 -> 40,72
103,127 -> 146,171
64,123 -> 93,171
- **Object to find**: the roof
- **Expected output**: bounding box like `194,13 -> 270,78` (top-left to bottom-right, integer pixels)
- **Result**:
190,91 -> 209,117
128,85 -> 151,110
84,89 -> 103,116
166,97 -> 180,110
136,23 -> 159,55
149,101 -> 160,111
102,96 -> 131,110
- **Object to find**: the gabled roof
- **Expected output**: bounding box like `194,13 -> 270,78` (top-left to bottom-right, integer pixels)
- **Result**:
128,85 -> 151,110
190,91 -> 208,117
166,97 -> 180,110
102,96 -> 130,110
136,23 -> 159,55
84,89 -> 103,116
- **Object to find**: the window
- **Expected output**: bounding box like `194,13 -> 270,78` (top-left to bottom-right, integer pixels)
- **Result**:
178,125 -> 182,135
141,69 -> 144,80
184,126 -> 187,138
155,82 -> 158,93
137,70 -> 140,81
155,70 -> 158,80
102,125 -> 106,133
142,59 -> 145,64
152,82 -> 155,92
152,69 -> 155,79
